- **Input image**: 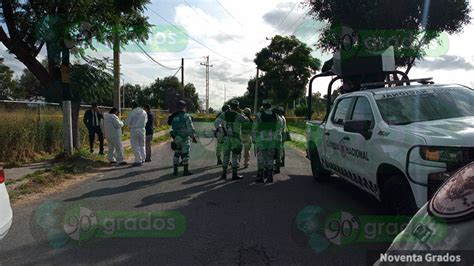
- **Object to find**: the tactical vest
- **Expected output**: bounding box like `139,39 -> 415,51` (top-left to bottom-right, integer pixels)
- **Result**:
223,110 -> 239,137
258,111 -> 277,131
171,111 -> 188,136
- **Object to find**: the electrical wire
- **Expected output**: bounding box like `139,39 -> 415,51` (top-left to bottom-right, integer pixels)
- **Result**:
183,0 -> 242,45
148,8 -> 248,67
135,42 -> 182,70
269,2 -> 299,37
215,0 -> 244,27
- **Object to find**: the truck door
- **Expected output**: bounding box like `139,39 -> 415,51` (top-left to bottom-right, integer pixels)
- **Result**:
323,97 -> 355,177
342,96 -> 377,195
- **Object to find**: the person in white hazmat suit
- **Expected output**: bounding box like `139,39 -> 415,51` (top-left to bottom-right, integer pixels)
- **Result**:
126,102 -> 148,167
104,108 -> 127,165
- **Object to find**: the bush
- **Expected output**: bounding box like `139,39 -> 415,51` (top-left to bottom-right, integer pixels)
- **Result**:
294,106 -> 309,117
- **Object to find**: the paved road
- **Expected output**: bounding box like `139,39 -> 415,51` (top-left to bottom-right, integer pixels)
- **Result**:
0,122 -> 390,265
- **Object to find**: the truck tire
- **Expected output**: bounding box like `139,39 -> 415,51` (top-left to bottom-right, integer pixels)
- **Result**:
382,176 -> 418,215
309,146 -> 330,181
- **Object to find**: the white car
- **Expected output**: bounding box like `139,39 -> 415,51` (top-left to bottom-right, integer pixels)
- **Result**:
0,169 -> 13,239
306,83 -> 474,214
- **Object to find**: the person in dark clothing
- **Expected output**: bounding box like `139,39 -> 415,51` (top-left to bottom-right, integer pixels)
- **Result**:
144,104 -> 154,162
83,103 -> 104,154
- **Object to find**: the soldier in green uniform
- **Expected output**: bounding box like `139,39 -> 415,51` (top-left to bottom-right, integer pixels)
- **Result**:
273,106 -> 287,174
168,100 -> 197,177
252,100 -> 283,183
215,105 -> 230,165
215,100 -> 249,180
241,108 -> 253,168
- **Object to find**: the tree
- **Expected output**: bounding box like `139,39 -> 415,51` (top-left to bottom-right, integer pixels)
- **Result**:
0,58 -> 17,100
69,64 -> 114,107
305,0 -> 471,72
254,35 -> 321,108
147,76 -> 200,113
0,0 -> 151,149
16,68 -> 45,100
15,62 -> 115,107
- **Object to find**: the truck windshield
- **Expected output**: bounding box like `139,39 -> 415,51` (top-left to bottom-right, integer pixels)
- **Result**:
376,86 -> 474,125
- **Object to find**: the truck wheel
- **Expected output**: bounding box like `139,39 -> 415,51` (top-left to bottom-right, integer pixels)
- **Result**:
382,176 -> 418,215
309,146 -> 330,181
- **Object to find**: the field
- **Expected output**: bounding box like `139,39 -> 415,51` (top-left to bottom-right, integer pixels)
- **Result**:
0,103 -> 168,166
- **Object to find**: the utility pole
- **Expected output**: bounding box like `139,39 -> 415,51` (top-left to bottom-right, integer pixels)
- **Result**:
253,68 -> 259,115
224,84 -> 227,103
61,46 -> 73,155
113,25 -> 121,114
181,58 -> 184,87
200,56 -> 213,113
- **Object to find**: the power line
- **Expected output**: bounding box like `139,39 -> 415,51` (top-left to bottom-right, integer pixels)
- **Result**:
269,2 -> 299,37
148,8 -> 247,67
135,42 -> 181,70
183,0 -> 242,45
215,0 -> 244,27
280,13 -> 307,36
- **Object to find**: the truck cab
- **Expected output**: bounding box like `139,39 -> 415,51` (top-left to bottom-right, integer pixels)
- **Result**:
306,83 -> 474,214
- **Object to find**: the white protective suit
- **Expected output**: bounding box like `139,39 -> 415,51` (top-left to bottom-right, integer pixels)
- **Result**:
126,107 -> 148,163
104,113 -> 125,163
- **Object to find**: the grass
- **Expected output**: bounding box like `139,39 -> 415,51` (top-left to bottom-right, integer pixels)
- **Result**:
0,106 -> 171,167
287,140 -> 307,151
6,150 -> 109,202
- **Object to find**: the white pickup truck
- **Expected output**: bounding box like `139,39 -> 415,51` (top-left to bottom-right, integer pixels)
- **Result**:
306,84 -> 474,214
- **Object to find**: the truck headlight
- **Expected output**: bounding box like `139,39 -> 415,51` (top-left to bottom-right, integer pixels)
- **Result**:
419,147 -> 464,163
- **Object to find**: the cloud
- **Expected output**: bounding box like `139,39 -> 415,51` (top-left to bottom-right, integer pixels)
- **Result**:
210,32 -> 242,43
418,55 -> 474,71
262,9 -> 288,27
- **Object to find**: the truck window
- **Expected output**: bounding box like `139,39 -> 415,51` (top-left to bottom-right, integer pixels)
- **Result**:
376,86 -> 474,125
332,98 -> 353,126
351,97 -> 375,129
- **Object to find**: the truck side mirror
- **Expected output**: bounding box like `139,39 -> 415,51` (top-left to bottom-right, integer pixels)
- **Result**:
344,120 -> 372,139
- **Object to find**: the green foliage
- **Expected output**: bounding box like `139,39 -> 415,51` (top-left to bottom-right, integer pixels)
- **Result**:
0,58 -> 17,100
70,64 -> 114,106
294,105 -> 309,117
145,76 -> 200,112
0,108 -> 88,164
305,0 -> 471,68
255,35 -> 321,107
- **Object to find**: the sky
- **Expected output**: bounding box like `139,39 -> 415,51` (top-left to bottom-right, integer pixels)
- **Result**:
1,0 -> 473,109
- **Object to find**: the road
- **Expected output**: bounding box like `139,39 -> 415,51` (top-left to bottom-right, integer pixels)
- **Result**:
0,122 -> 390,265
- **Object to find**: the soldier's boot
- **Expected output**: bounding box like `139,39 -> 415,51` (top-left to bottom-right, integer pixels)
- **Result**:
232,167 -> 243,181
183,165 -> 193,176
221,166 -> 228,180
266,170 -> 274,184
256,170 -> 264,183
173,165 -> 179,177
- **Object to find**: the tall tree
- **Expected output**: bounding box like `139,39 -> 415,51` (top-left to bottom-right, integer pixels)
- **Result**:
0,0 -> 151,148
0,57 -> 17,100
254,35 -> 321,108
305,0 -> 471,73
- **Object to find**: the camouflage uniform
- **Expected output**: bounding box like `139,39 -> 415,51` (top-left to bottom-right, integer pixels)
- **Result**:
252,101 -> 283,183
215,102 -> 248,180
215,105 -> 229,165
168,107 -> 196,176
241,108 -> 253,168
274,107 -> 287,173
